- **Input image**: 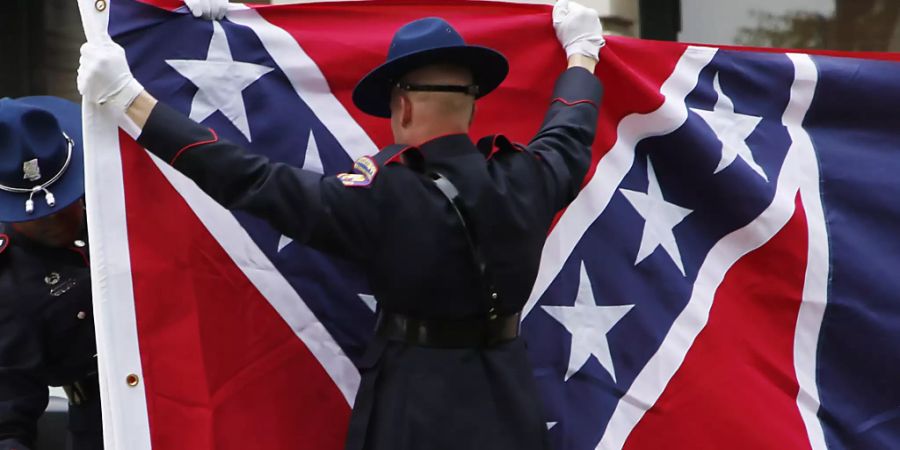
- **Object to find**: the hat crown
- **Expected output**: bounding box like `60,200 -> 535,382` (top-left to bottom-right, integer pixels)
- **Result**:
0,99 -> 69,191
352,16 -> 508,118
387,17 -> 467,63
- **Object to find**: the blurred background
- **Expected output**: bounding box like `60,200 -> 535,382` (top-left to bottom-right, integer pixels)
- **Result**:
2,0 -> 899,102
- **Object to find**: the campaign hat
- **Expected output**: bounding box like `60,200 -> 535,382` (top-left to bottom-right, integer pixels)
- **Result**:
0,96 -> 84,223
353,17 -> 509,118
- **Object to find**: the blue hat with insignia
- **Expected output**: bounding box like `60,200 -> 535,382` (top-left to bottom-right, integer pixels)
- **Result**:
0,96 -> 84,223
353,17 -> 509,118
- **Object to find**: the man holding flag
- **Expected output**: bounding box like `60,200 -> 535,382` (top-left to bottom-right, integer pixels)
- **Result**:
78,0 -> 605,448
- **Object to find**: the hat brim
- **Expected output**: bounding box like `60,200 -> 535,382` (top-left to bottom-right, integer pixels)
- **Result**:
353,45 -> 509,118
0,96 -> 85,223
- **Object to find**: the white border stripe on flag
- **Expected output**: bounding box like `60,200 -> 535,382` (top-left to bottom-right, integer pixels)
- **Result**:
76,0 -> 154,448
149,154 -> 361,405
227,4 -> 378,160
787,53 -> 828,450
523,46 -> 718,318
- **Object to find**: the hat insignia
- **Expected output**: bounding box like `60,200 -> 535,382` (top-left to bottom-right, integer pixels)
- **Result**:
23,159 -> 41,182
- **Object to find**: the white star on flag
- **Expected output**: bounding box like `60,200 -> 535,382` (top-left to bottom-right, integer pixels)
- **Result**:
166,21 -> 273,142
620,157 -> 693,275
276,235 -> 293,253
302,129 -> 324,174
542,262 -> 634,383
691,73 -> 767,181
358,294 -> 377,312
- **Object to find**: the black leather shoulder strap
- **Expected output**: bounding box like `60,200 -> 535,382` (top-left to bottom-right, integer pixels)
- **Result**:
429,172 -> 500,319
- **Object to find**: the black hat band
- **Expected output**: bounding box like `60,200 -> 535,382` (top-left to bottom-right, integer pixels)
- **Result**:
396,83 -> 480,97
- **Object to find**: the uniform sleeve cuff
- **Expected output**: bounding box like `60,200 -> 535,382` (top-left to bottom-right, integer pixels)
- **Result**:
137,102 -> 219,165
551,67 -> 603,108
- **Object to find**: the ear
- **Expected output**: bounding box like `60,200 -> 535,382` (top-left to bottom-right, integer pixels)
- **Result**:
401,95 -> 413,127
469,103 -> 476,127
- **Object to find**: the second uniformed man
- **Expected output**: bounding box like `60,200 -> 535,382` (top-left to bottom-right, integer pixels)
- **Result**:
0,96 -> 102,450
78,1 -> 605,448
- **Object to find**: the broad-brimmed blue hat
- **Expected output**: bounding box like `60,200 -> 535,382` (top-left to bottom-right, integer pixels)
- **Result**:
0,96 -> 84,223
353,17 -> 509,118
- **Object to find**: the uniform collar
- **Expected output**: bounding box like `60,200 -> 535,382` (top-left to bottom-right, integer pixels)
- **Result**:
416,133 -> 478,160
376,133 -> 478,166
3,224 -> 88,252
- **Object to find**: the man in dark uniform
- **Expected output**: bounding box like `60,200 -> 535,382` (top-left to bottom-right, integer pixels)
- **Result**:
0,96 -> 102,450
0,3 -> 227,447
78,0 -> 605,448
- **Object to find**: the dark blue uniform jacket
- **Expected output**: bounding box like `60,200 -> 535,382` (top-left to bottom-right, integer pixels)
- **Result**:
0,230 -> 103,450
137,67 -> 602,450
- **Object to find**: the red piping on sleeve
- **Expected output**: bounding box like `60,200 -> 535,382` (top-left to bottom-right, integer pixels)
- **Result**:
170,128 -> 220,165
552,98 -> 597,108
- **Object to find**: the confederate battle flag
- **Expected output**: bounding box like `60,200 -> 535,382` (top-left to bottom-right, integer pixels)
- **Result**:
76,0 -> 900,449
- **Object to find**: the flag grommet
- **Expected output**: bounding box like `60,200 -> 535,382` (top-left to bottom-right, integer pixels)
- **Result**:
94,0 -> 107,12
126,373 -> 140,387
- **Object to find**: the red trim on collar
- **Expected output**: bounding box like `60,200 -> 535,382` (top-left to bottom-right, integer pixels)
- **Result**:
384,145 -> 416,165
487,135 -> 502,160
384,133 -> 472,165
552,98 -> 597,108
485,135 -> 523,161
170,128 -> 220,165
0,234 -> 8,254
69,246 -> 89,267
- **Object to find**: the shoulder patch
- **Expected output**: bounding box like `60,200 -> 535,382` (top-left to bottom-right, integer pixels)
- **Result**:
337,156 -> 379,188
0,234 -> 7,254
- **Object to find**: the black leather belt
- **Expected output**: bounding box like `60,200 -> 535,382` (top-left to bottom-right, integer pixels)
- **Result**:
376,311 -> 520,348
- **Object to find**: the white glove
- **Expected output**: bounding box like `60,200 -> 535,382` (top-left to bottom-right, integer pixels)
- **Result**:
77,39 -> 144,115
184,0 -> 229,20
553,0 -> 605,61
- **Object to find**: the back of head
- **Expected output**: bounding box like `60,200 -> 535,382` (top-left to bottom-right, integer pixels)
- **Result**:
390,64 -> 476,145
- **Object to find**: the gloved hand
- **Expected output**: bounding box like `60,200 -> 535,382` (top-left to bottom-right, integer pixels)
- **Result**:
553,0 -> 606,61
184,0 -> 229,20
77,39 -> 144,115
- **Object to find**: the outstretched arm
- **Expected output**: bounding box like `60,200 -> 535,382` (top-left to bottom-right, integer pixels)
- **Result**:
77,40 -> 378,260
526,0 -> 604,212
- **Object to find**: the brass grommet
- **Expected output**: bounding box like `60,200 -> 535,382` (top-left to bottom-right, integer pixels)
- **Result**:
126,373 -> 140,387
95,0 -> 107,12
